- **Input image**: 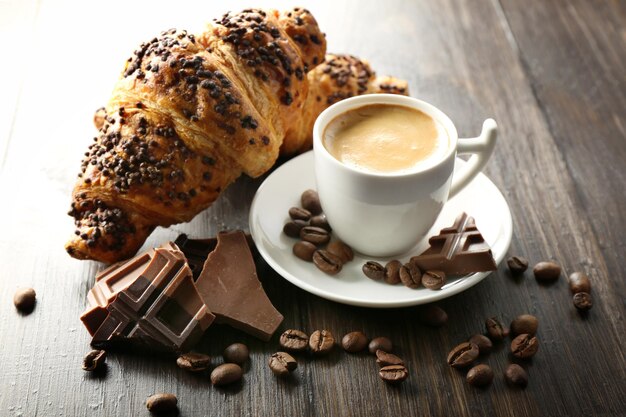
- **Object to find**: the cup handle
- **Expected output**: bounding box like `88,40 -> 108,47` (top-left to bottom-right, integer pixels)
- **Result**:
448,118 -> 498,199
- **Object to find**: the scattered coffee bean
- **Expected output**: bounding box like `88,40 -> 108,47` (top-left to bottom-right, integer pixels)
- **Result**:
466,364 -> 494,387
504,364 -> 528,388
422,270 -> 446,290
268,352 -> 297,377
283,220 -> 308,238
301,189 -> 322,214
379,364 -> 408,384
468,334 -> 493,355
146,393 -> 178,414
293,241 -> 317,261
289,207 -> 311,221
341,331 -> 368,353
417,305 -> 448,327
82,349 -> 106,371
569,272 -> 591,294
368,337 -> 393,354
362,261 -> 385,281
312,250 -> 343,275
447,342 -> 479,368
510,314 -> 539,336
384,260 -> 402,285
327,241 -> 354,263
176,352 -> 211,372
309,330 -> 335,355
399,263 -> 421,289
375,350 -> 404,367
310,214 -> 332,232
279,329 -> 309,352
300,226 -> 331,245
507,256 -> 529,274
223,343 -> 249,365
211,363 -> 243,386
573,292 -> 592,311
510,334 -> 539,359
13,287 -> 36,313
485,317 -> 508,341
533,261 -> 561,282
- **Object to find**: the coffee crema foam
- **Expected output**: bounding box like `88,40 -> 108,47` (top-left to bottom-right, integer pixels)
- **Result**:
323,104 -> 450,174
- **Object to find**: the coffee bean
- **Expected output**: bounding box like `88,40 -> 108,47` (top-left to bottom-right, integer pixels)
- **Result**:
13,287 -> 36,313
341,331 -> 368,353
223,343 -> 249,365
293,241 -> 317,261
310,214 -> 332,232
301,189 -> 322,214
379,365 -> 408,384
468,334 -> 492,355
211,363 -> 243,386
176,352 -> 211,372
309,330 -> 335,355
504,364 -> 528,388
399,263 -> 421,289
466,364 -> 494,387
268,352 -> 297,377
327,241 -> 354,263
569,272 -> 591,294
368,337 -> 393,354
300,226 -> 331,245
289,206 -> 311,221
375,349 -> 404,367
146,393 -> 178,414
485,317 -> 508,341
362,261 -> 385,281
283,220 -> 308,238
279,329 -> 309,352
510,314 -> 538,336
417,305 -> 448,327
447,342 -> 479,368
384,260 -> 402,285
573,292 -> 592,311
312,250 -> 343,275
507,256 -> 529,274
82,349 -> 106,371
510,334 -> 539,359
533,261 -> 561,282
422,270 -> 446,290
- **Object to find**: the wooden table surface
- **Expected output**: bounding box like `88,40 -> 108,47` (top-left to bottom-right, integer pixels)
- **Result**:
1,0 -> 624,416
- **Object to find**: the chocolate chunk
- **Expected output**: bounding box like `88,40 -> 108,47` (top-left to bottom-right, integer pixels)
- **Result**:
90,248 -> 214,353
196,231 -> 283,341
174,234 -> 217,278
410,213 -> 496,275
80,242 -> 179,335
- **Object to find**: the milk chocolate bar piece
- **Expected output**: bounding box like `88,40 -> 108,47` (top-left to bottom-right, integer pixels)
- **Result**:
91,248 -> 214,353
196,231 -> 283,341
410,213 -> 497,276
80,242 -> 179,335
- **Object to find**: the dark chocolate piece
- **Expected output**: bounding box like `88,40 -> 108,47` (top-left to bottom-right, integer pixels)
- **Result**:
80,242 -> 178,335
196,231 -> 283,341
90,248 -> 214,353
174,234 -> 218,279
410,213 -> 496,275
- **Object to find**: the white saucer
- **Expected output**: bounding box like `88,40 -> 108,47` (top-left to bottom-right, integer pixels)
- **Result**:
249,151 -> 512,308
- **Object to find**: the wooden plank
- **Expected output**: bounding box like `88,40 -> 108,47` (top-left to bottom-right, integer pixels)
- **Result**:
0,0 -> 624,416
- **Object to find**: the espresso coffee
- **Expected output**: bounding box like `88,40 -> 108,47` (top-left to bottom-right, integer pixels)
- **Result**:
323,104 -> 449,173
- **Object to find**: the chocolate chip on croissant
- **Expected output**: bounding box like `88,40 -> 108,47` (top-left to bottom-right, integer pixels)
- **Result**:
66,7 -> 408,263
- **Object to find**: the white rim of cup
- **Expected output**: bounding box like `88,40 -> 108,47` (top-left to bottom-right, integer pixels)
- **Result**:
313,94 -> 459,178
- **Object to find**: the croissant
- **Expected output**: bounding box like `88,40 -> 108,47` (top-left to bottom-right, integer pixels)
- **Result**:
66,7 -> 408,264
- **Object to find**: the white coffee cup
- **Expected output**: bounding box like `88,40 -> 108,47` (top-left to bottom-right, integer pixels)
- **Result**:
313,94 -> 497,257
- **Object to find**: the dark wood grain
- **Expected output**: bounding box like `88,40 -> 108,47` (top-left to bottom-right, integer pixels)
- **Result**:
0,0 -> 624,416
